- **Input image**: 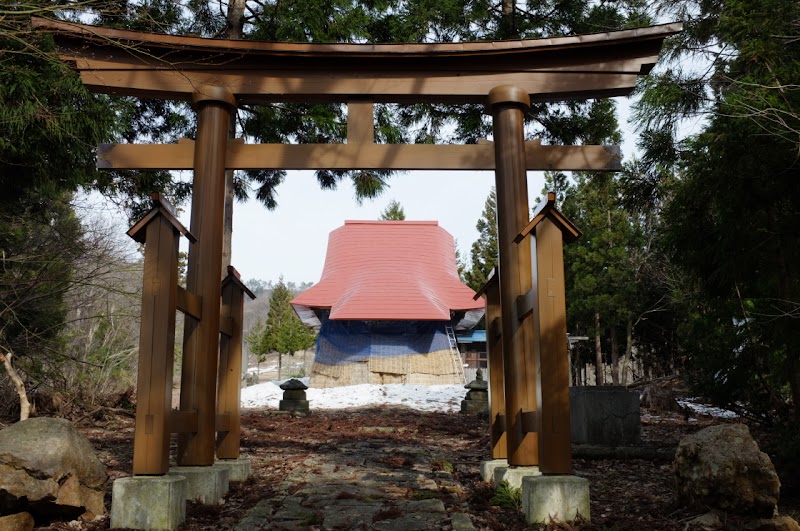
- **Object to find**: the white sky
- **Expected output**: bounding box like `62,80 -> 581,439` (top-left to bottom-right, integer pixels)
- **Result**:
226,96 -> 637,286
82,96 -> 640,287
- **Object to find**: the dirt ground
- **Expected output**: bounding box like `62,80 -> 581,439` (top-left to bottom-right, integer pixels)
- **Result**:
32,407 -> 800,531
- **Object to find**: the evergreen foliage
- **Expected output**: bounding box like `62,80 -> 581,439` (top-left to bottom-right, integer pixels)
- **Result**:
463,188 -> 498,292
633,0 -> 800,420
246,278 -> 316,378
379,200 -> 406,221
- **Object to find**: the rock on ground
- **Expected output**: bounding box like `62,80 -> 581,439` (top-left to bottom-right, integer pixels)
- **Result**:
0,512 -> 34,531
0,417 -> 107,523
674,423 -> 780,518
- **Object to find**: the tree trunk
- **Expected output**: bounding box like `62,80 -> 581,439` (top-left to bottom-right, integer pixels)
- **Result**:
278,352 -> 282,380
621,317 -> 633,386
610,326 -> 619,385
789,356 -> 800,420
221,0 -> 247,275
0,350 -> 30,421
594,311 -> 604,386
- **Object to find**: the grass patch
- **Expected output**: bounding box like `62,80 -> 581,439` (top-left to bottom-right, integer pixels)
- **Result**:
490,480 -> 521,511
431,459 -> 455,473
409,489 -> 440,500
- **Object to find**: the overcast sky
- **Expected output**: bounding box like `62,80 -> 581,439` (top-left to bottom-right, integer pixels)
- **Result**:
226,96 -> 640,286
82,96 -> 641,287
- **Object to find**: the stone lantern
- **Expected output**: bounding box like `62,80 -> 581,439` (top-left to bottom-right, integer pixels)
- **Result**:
279,379 -> 309,413
461,369 -> 489,413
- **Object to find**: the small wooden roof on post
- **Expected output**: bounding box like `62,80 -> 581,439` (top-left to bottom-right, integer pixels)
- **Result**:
127,192 -> 196,244
221,265 -> 257,301
515,192 -> 581,244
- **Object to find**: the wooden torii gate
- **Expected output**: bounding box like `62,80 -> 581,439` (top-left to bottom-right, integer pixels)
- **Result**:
34,17 -> 679,476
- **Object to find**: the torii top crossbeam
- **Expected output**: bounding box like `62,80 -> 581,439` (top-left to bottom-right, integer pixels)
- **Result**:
33,18 -> 680,105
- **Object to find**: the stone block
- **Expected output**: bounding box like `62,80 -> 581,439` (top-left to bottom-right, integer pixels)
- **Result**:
110,475 -> 186,530
479,459 -> 507,483
493,466 -> 541,489
570,386 -> 641,446
169,465 -> 229,505
460,399 -> 489,414
279,399 -> 310,412
450,512 -> 476,530
522,475 -> 590,524
215,458 -> 252,482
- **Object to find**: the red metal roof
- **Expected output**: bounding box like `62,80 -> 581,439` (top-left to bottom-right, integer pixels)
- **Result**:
291,220 -> 483,326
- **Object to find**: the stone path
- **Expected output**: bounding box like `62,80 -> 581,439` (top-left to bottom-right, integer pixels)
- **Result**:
235,434 -> 477,531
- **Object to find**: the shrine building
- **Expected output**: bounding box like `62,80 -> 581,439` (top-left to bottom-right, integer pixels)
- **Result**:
291,220 -> 483,387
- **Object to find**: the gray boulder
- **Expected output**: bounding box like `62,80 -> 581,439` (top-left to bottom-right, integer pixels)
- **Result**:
0,417 -> 107,522
674,423 -> 780,518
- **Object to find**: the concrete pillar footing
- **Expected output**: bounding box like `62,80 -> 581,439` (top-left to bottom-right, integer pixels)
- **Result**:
214,457 -> 252,482
169,465 -> 229,504
493,465 -> 541,489
480,459 -> 508,483
522,475 -> 590,525
110,475 -> 186,530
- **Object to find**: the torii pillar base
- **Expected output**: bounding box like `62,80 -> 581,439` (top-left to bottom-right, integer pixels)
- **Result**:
169,465 -> 229,505
522,475 -> 590,525
111,475 -> 187,531
214,457 -> 252,482
480,459 -> 508,483
492,465 -> 541,490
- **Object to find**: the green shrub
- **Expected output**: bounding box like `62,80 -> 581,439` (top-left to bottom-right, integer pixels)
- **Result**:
490,480 -> 521,511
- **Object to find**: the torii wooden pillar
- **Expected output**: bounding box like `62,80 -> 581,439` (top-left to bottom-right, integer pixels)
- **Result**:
487,86 -> 540,467
178,87 -> 236,466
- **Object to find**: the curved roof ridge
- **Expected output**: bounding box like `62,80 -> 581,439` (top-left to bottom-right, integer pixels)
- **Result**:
33,18 -> 682,57
291,220 -> 483,325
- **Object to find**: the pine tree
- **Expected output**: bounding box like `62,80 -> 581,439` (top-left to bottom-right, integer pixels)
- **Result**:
633,0 -> 800,418
246,279 -> 316,380
464,188 -> 498,292
379,200 -> 406,220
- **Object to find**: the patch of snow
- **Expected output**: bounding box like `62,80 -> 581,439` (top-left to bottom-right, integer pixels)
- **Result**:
246,364 -> 278,374
678,398 -> 739,419
240,382 -> 465,412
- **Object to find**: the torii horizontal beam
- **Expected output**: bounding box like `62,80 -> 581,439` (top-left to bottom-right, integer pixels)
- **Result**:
97,139 -> 621,171
32,18 -> 681,105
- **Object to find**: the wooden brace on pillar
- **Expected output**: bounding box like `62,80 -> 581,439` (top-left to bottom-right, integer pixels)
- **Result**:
474,270 -> 506,460
517,191 -> 581,475
216,266 -> 256,459
127,193 -> 195,475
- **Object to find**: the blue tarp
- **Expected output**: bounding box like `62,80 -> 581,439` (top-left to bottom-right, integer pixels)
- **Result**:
315,316 -> 451,366
456,330 -> 486,343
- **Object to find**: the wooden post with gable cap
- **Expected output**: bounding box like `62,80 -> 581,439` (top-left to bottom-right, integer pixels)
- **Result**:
127,193 -> 196,475
516,191 -> 581,474
216,265 -> 256,459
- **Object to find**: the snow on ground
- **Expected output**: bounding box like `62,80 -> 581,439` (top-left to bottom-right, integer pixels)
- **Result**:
240,379 -> 465,413
241,381 -> 741,418
677,398 -> 739,419
246,364 -> 278,375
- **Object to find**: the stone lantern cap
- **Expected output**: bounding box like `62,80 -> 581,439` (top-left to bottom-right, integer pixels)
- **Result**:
465,369 -> 489,390
279,378 -> 308,391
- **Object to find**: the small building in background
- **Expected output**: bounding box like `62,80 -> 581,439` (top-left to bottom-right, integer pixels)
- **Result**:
457,329 -> 488,369
291,220 -> 484,388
